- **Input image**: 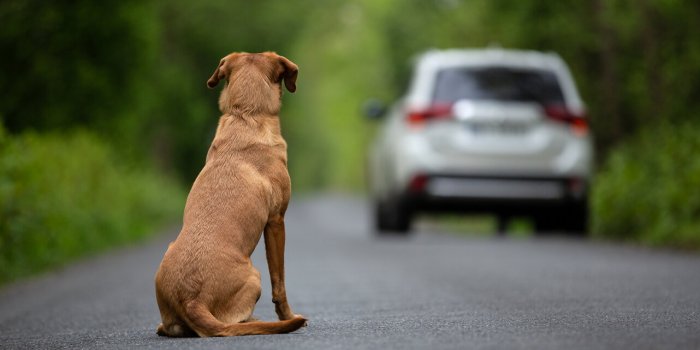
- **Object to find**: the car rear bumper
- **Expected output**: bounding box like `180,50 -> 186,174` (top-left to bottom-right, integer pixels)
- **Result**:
402,174 -> 587,214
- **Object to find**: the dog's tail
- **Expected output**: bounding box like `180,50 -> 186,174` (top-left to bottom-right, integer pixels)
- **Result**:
185,301 -> 306,337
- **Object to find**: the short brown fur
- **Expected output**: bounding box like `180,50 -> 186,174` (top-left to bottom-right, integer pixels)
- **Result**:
154,52 -> 305,337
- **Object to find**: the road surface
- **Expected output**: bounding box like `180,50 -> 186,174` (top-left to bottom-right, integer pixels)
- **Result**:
1,194 -> 699,349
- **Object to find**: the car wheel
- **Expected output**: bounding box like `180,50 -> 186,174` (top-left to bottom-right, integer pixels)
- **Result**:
374,196 -> 412,234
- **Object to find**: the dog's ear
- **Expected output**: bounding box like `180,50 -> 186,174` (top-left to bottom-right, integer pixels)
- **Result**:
277,55 -> 298,93
207,58 -> 227,89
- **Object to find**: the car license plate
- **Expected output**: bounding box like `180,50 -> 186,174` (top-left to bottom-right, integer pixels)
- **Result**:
465,122 -> 528,135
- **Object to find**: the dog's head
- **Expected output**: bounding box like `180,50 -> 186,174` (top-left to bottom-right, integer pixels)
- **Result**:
207,52 -> 298,115
207,52 -> 298,92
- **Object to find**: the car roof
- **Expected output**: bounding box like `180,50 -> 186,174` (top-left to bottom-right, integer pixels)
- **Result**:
415,48 -> 565,70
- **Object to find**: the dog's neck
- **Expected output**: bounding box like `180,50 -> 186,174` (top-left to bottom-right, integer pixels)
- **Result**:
218,69 -> 282,116
209,114 -> 286,158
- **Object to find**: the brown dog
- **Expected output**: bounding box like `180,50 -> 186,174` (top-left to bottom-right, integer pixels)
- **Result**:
154,52 -> 305,337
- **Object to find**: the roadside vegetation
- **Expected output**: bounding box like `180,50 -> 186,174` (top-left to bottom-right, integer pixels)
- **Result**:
592,121 -> 700,249
0,0 -> 699,284
0,127 -> 184,284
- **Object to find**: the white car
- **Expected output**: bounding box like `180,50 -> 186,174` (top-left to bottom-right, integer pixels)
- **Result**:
366,48 -> 592,234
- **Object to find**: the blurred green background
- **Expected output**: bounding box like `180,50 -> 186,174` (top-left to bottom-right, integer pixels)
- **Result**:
2,0 -> 700,284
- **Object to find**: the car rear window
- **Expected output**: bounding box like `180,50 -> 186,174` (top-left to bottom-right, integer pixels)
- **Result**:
433,67 -> 565,105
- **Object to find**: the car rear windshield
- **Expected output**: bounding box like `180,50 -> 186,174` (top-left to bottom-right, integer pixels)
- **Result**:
433,67 -> 565,105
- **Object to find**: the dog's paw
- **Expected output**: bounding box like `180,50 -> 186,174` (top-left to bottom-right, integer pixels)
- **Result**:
293,314 -> 308,327
156,323 -> 166,336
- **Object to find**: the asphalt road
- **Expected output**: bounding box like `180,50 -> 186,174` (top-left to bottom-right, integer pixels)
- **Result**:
1,194 -> 700,349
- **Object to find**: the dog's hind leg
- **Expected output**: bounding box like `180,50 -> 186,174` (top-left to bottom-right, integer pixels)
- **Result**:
217,267 -> 262,325
180,268 -> 304,337
156,288 -> 197,337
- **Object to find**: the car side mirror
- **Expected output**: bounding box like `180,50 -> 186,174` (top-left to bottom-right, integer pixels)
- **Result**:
363,99 -> 387,120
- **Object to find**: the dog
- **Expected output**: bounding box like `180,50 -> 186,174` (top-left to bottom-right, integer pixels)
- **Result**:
154,52 -> 305,337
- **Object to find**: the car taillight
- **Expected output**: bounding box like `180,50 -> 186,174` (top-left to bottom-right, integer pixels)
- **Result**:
406,104 -> 453,125
408,174 -> 429,193
544,105 -> 589,136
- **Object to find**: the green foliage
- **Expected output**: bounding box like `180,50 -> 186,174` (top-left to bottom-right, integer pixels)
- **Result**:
592,122 -> 700,249
0,127 -> 185,284
0,0 -> 158,133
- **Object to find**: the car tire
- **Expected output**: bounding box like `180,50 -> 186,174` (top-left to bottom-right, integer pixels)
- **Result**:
374,196 -> 412,234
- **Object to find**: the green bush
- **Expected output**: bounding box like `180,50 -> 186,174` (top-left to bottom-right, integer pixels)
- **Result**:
592,122 -> 700,249
0,127 -> 185,284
